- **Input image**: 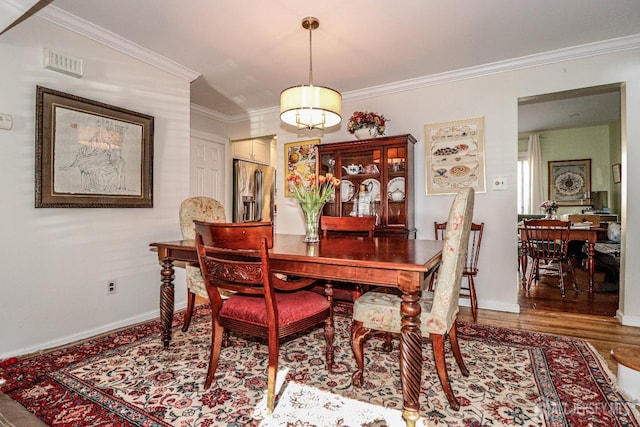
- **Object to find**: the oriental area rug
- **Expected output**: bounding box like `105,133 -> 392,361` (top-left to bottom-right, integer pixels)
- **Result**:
1,305 -> 638,426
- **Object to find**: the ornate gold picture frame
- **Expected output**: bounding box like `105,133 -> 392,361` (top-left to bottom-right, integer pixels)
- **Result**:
284,139 -> 319,198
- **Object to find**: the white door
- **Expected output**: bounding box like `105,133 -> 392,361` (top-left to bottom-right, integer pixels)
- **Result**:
190,135 -> 226,203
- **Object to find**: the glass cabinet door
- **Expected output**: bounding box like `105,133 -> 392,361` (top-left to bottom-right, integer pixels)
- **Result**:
385,145 -> 407,227
319,151 -> 337,216
339,148 -> 382,223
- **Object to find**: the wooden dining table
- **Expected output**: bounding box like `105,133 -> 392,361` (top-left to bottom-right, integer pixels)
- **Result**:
519,226 -> 604,291
150,234 -> 443,427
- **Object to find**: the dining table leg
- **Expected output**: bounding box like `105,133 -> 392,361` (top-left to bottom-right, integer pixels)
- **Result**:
159,258 -> 175,348
587,240 -> 595,292
400,287 -> 422,427
520,239 -> 528,288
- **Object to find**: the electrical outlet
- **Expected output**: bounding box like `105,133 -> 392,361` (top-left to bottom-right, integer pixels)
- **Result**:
492,175 -> 507,190
107,280 -> 117,295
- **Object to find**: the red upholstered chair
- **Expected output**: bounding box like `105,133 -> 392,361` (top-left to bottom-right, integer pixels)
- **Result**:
193,221 -> 333,413
430,221 -> 484,321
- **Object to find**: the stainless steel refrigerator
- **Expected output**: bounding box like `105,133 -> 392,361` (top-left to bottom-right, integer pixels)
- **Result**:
232,159 -> 275,223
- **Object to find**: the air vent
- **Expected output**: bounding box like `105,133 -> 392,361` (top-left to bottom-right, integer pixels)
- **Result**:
43,48 -> 83,78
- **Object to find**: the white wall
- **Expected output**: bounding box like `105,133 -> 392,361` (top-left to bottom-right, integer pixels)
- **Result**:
229,47 -> 640,325
0,17 -> 192,358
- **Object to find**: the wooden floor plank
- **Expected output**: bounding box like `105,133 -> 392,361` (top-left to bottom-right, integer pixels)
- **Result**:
461,264 -> 632,374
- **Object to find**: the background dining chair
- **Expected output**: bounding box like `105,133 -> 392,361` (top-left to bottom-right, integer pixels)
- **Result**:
523,219 -> 577,297
430,221 -> 484,322
179,197 -> 226,332
193,221 -> 333,414
316,215 -> 376,302
320,215 -> 376,238
350,187 -> 474,411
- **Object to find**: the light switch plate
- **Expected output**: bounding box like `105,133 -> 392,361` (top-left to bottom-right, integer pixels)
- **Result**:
0,113 -> 13,130
492,175 -> 507,190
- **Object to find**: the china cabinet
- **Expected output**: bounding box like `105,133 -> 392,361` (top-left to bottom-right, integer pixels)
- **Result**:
317,134 -> 416,238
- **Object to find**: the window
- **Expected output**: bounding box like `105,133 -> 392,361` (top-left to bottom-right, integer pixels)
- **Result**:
517,153 -> 530,214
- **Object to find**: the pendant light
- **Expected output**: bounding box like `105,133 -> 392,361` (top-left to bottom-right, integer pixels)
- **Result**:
280,17 -> 342,130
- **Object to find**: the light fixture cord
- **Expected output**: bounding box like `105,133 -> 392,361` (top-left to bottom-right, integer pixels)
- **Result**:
308,21 -> 313,85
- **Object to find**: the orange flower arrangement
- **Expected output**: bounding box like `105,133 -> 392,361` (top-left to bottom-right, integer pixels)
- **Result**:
287,172 -> 340,242
287,172 -> 340,211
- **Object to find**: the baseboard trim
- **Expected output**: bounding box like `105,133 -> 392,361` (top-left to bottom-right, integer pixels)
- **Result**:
1,302 -> 187,360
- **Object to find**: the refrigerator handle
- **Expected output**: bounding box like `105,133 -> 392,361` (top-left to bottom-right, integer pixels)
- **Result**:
254,169 -> 263,221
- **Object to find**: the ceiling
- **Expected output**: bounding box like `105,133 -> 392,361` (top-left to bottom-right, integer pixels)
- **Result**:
6,0 -> 640,129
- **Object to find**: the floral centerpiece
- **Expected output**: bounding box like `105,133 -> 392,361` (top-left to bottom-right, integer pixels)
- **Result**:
347,111 -> 388,139
540,200 -> 559,218
287,172 -> 340,242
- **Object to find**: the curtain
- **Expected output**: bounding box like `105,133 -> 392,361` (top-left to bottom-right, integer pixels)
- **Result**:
528,134 -> 544,214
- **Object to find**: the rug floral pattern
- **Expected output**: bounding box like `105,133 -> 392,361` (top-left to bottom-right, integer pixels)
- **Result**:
1,305 -> 638,426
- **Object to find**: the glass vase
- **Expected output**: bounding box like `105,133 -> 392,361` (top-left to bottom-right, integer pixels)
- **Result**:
300,202 -> 324,243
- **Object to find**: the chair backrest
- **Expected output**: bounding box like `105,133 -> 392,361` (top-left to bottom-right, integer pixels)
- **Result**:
523,219 -> 571,261
430,188 -> 474,334
193,221 -> 274,308
179,197 -> 226,240
434,221 -> 484,275
320,215 -> 375,237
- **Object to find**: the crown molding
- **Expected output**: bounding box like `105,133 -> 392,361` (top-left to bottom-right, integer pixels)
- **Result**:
234,34 -> 640,124
36,5 -> 200,82
342,34 -> 640,102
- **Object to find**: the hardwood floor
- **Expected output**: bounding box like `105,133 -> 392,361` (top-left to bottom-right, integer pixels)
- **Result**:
456,306 -> 640,375
460,264 -> 636,375
517,264 -> 619,317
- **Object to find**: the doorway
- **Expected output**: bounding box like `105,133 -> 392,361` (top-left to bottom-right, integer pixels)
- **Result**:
517,84 -> 623,317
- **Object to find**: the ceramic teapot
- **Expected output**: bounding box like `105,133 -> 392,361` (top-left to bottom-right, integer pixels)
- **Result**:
343,164 -> 364,175
388,188 -> 405,201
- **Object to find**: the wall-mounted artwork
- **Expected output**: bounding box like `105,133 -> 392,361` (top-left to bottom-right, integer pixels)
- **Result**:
284,139 -> 319,198
425,116 -> 486,195
548,159 -> 591,206
612,163 -> 621,184
35,86 -> 154,208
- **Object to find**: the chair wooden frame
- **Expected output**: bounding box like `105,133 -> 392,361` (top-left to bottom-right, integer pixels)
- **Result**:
320,215 -> 375,238
319,215 -> 376,301
430,221 -> 484,321
350,188 -> 475,411
522,219 -> 577,297
194,221 -> 334,413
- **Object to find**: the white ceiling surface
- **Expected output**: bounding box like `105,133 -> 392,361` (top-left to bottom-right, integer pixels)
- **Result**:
0,0 -> 39,33
35,0 -> 640,129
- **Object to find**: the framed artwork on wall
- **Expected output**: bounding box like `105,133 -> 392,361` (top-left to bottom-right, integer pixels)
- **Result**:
284,139 -> 319,198
548,159 -> 591,206
424,116 -> 486,195
612,163 -> 621,184
35,86 -> 154,208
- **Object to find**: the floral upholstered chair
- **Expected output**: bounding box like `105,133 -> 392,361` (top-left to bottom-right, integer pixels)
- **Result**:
179,197 -> 226,331
351,187 -> 474,411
